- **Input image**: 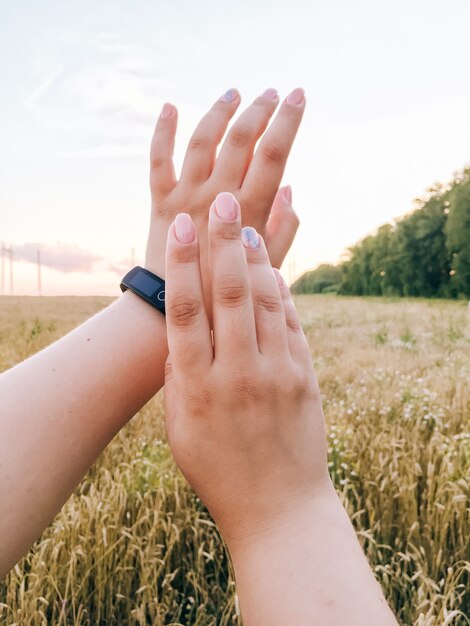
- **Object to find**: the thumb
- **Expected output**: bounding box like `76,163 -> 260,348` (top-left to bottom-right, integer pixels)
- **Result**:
265,186 -> 299,269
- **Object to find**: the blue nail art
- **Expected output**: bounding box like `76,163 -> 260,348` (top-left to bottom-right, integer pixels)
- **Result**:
220,88 -> 238,103
242,226 -> 260,249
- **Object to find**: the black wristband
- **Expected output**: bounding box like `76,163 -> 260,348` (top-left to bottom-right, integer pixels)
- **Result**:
120,266 -> 165,315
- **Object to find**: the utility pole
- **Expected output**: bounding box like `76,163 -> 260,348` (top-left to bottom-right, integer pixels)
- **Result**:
37,248 -> 42,296
9,246 -> 13,295
1,242 -> 5,295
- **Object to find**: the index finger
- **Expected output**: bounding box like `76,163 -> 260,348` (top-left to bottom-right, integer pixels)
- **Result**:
165,213 -> 212,374
240,88 -> 306,214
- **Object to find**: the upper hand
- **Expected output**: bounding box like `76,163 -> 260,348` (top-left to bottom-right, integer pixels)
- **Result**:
145,88 -> 305,279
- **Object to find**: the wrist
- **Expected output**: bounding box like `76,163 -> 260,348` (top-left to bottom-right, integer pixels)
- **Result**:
118,288 -> 166,325
223,477 -> 339,557
145,216 -> 169,279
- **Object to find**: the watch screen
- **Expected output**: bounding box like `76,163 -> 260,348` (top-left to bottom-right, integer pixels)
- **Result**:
130,272 -> 163,297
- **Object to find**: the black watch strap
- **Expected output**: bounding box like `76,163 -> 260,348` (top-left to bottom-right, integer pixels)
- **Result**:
120,266 -> 166,315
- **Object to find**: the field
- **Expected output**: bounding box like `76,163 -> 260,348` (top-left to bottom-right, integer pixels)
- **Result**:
0,295 -> 469,626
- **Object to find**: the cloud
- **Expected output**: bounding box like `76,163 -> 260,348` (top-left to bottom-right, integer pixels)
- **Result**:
24,31 -> 176,152
60,144 -> 147,159
108,257 -> 135,277
14,243 -> 103,273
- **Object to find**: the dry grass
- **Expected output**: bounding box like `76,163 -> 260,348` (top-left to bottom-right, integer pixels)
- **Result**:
0,295 -> 469,626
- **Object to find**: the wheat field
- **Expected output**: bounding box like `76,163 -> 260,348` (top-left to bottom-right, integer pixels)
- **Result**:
0,295 -> 469,626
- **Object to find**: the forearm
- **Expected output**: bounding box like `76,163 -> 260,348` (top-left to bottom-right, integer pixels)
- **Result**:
0,291 -> 166,576
228,485 -> 398,626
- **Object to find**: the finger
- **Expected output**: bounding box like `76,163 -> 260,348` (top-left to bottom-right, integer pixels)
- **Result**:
165,213 -> 212,374
265,186 -> 300,268
272,268 -> 312,370
209,192 -> 258,360
241,227 -> 289,358
150,103 -> 178,198
211,88 -> 280,187
179,89 -> 241,185
241,88 -> 306,215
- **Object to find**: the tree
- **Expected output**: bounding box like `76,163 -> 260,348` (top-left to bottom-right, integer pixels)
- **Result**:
291,264 -> 342,294
393,195 -> 450,297
446,168 -> 470,298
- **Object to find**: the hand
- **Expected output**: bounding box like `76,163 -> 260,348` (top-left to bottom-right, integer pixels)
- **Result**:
163,192 -> 330,546
163,195 -> 399,626
145,88 -> 305,282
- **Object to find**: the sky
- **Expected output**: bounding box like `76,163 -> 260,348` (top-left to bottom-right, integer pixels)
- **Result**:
1,0 -> 470,295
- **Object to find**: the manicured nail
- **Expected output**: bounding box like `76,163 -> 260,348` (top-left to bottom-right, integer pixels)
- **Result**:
273,268 -> 288,288
220,88 -> 239,103
215,192 -> 238,221
174,213 -> 195,243
160,103 -> 175,119
282,185 -> 292,203
262,88 -> 278,100
286,87 -> 305,106
241,226 -> 260,249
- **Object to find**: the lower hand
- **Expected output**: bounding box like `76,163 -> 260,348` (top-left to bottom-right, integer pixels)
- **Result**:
163,192 -> 330,547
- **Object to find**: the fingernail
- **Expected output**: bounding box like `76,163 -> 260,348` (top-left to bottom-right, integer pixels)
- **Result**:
174,213 -> 195,243
286,87 -> 305,106
215,192 -> 238,221
160,103 -> 175,119
262,87 -> 278,100
241,226 -> 260,249
220,88 -> 239,103
282,185 -> 292,203
273,268 -> 288,288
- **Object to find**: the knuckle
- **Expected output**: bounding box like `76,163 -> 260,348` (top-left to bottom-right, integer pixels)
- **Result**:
214,227 -> 241,243
168,295 -> 202,327
188,135 -> 209,151
170,244 -> 199,265
254,293 -> 282,314
272,371 -> 310,399
286,208 -> 300,227
246,252 -> 268,266
188,384 -> 213,413
164,359 -> 173,379
232,372 -> 261,402
253,95 -> 276,109
228,125 -> 252,149
260,142 -> 284,165
215,276 -> 249,307
150,156 -> 166,171
291,380 -> 310,402
286,314 -> 303,334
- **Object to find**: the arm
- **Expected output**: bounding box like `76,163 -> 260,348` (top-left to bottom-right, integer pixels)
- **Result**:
0,87 -> 305,577
0,291 -> 166,575
163,194 -> 399,625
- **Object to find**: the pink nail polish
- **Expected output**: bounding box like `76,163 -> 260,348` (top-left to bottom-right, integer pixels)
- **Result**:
282,185 -> 292,203
241,226 -> 260,249
262,88 -> 278,100
220,88 -> 239,103
215,192 -> 239,221
174,213 -> 195,243
160,103 -> 174,119
286,88 -> 305,106
273,268 -> 288,288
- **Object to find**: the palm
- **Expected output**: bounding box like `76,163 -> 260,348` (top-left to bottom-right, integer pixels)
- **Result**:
145,89 -> 305,277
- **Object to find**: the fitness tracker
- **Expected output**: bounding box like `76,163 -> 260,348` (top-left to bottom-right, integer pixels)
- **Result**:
120,266 -> 166,315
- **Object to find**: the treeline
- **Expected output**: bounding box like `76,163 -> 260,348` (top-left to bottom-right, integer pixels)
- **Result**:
292,167 -> 470,298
